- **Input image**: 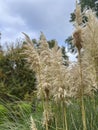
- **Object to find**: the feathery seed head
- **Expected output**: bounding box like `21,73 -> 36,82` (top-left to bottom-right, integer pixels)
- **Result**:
39,32 -> 48,47
23,33 -> 40,73
75,1 -> 82,26
73,28 -> 82,51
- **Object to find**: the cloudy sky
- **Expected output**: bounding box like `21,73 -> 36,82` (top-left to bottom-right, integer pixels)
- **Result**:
0,0 -> 75,46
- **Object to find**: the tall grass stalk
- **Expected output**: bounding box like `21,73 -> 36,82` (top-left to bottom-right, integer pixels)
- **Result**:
64,104 -> 68,130
44,99 -> 49,130
78,50 -> 87,130
73,2 -> 87,130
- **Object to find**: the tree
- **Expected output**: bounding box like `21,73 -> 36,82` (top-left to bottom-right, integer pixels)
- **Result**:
0,42 -> 36,101
61,46 -> 69,66
47,40 -> 55,49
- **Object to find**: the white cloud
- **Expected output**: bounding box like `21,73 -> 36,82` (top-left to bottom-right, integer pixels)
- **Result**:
0,0 -> 75,46
67,52 -> 77,61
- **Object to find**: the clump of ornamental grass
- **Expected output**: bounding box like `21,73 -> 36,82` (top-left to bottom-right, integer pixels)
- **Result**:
72,3 -> 86,130
72,2 -> 98,97
72,2 -> 98,130
23,2 -> 98,130
23,34 -> 49,129
23,32 -> 52,130
82,9 -> 98,87
23,32 -> 72,130
49,42 -> 71,130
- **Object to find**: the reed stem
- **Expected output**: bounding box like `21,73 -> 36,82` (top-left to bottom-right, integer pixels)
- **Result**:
78,49 -> 87,130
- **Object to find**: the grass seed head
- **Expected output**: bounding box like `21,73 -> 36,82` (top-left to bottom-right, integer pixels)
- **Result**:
73,28 -> 82,51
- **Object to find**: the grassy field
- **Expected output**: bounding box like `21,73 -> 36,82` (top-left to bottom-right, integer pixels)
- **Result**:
0,94 -> 98,130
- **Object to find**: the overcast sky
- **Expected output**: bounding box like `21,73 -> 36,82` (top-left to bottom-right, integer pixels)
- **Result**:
0,0 -> 75,46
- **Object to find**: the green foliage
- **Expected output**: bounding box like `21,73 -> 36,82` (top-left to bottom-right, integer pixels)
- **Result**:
1,95 -> 98,130
0,101 -> 31,130
65,36 -> 77,53
61,46 -> 69,66
0,43 -> 36,101
18,102 -> 32,114
47,40 -> 55,49
0,105 -> 8,120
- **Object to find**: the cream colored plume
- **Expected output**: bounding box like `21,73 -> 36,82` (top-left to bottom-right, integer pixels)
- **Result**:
23,32 -> 71,103
72,5 -> 98,96
22,32 -> 40,73
68,63 -> 97,98
81,9 -> 98,87
75,0 -> 82,26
